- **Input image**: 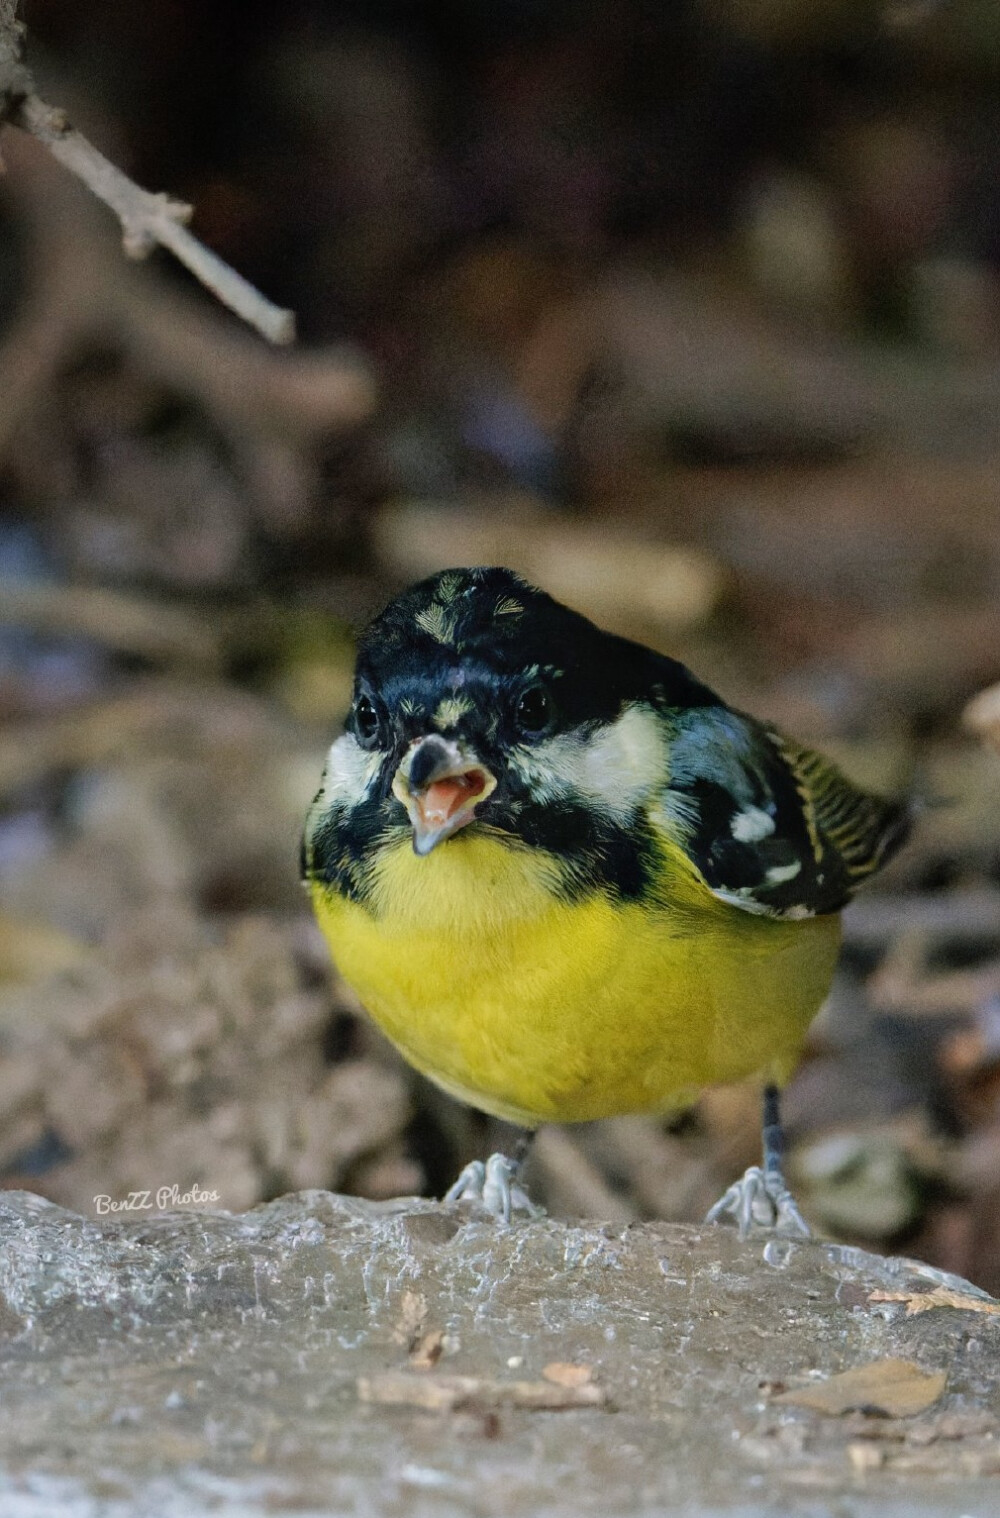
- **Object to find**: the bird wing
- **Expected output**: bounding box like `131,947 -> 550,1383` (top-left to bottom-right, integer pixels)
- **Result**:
654,704 -> 911,918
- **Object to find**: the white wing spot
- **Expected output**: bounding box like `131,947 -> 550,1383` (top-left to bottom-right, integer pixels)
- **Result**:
731,806 -> 775,843
765,861 -> 802,884
710,886 -> 779,917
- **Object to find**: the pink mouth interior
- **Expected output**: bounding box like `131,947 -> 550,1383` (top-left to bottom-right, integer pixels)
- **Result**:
419,770 -> 488,828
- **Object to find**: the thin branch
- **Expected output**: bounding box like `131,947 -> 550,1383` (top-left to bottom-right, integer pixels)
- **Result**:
10,93 -> 295,345
0,124 -> 374,526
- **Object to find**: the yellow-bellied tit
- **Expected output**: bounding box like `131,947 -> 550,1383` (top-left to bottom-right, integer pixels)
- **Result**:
302,567 -> 911,1235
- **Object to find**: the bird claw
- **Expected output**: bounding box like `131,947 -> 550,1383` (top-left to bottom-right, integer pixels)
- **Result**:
444,1152 -> 542,1225
705,1164 -> 810,1240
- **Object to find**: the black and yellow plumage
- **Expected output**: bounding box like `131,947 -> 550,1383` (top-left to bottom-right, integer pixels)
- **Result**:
303,567 -> 910,1231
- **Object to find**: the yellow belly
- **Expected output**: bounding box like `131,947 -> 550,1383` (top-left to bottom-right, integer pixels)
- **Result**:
311,831 -> 841,1126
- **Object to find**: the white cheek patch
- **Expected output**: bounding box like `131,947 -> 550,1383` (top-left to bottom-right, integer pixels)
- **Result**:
319,733 -> 383,810
580,705 -> 668,814
516,704 -> 666,821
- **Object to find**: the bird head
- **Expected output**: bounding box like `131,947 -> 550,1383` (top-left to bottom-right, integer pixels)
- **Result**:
307,568 -> 713,877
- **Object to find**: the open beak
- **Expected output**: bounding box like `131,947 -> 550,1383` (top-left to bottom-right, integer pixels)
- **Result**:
391,736 -> 497,856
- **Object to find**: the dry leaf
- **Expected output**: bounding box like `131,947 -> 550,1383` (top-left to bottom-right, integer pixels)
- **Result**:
774,1359 -> 947,1417
869,1285 -> 1000,1317
391,1290 -> 427,1345
409,1328 -> 445,1370
541,1362 -> 594,1388
357,1371 -> 607,1412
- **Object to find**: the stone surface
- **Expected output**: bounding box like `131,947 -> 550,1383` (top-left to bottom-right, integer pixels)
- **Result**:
2,1188 -> 1000,1516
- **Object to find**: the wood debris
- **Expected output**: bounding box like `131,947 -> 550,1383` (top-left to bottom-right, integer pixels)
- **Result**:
409,1329 -> 446,1370
393,1290 -> 427,1345
357,1371 -> 608,1412
541,1362 -> 595,1388
869,1285 -> 1000,1317
774,1359 -> 947,1417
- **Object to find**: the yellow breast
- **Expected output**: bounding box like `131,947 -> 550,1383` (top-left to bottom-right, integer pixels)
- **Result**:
310,830 -> 841,1126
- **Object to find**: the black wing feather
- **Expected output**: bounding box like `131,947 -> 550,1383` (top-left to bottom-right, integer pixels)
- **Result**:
658,703 -> 911,918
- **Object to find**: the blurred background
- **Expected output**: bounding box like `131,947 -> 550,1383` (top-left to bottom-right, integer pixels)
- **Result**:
1,0 -> 1000,1284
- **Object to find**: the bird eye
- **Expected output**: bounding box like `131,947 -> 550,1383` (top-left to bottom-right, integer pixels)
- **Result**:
353,693 -> 381,747
514,683 -> 553,738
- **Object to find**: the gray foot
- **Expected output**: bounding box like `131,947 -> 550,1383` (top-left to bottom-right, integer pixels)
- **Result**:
444,1152 -> 541,1225
705,1164 -> 810,1240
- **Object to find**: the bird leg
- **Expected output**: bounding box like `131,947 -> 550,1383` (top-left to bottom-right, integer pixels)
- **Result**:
705,1085 -> 810,1239
444,1130 -> 541,1224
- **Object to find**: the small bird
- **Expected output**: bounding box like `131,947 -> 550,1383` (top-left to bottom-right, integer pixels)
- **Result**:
302,567 -> 910,1235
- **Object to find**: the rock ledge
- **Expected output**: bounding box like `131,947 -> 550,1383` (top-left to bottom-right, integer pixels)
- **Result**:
2,1188 -> 999,1517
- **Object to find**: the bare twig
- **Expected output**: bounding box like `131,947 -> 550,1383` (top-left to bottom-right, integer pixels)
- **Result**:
8,93 -> 294,344
0,0 -> 294,342
0,127 -> 373,525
